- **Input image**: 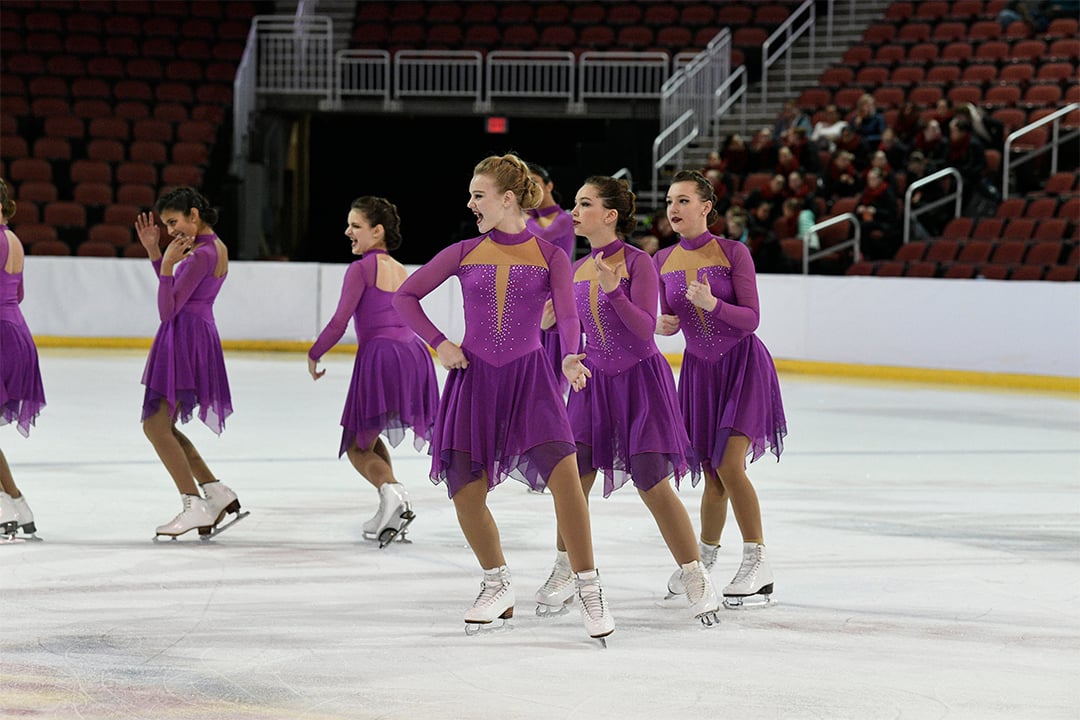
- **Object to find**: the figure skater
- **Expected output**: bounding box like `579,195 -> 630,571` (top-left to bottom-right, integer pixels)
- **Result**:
534,176 -> 720,625
134,187 -> 245,541
654,170 -> 787,608
393,154 -> 616,643
0,178 -> 45,542
307,196 -> 438,546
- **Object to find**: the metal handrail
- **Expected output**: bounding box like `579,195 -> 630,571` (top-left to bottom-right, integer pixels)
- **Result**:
713,64 -> 748,134
612,167 -> 633,190
1002,103 -> 1080,200
803,213 -> 860,274
902,168 -> 963,245
760,0 -> 816,110
652,110 -> 698,205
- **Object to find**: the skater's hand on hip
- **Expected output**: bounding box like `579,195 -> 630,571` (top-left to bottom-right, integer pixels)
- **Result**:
656,314 -> 680,336
437,340 -> 469,371
562,353 -> 591,392
308,357 -> 325,381
540,298 -> 556,330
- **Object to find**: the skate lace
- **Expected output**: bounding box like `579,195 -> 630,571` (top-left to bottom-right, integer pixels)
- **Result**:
732,552 -> 761,585
684,564 -> 708,603
541,562 -> 572,593
473,577 -> 508,609
577,582 -> 606,621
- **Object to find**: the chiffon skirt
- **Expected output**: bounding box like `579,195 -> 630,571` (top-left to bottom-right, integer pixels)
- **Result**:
0,318 -> 45,437
567,353 -> 690,497
141,314 -> 232,434
339,336 -> 438,456
678,335 -> 787,483
431,347 -> 575,497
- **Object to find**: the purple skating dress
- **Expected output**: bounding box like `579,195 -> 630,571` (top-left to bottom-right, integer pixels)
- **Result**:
394,227 -> 580,496
654,231 -> 786,482
141,235 -> 232,434
0,226 -> 46,437
567,239 -> 690,497
527,205 -> 578,394
308,249 -> 438,457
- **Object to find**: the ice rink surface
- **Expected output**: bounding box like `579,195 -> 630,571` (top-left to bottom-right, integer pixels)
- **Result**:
2,348 -> 1078,720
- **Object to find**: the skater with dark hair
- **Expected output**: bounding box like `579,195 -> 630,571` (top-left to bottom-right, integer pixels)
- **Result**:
393,153 -> 616,643
0,178 -> 45,542
307,196 -> 438,546
135,186 -> 245,541
655,170 -> 787,609
534,175 -> 720,625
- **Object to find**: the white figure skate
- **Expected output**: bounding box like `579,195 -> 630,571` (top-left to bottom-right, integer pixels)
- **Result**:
0,492 -> 22,543
534,550 -> 574,616
202,480 -> 249,537
464,565 -> 514,634
10,493 -> 41,541
364,483 -> 414,548
722,542 -> 774,608
680,559 -> 721,626
153,494 -> 216,542
575,569 -> 615,646
666,541 -> 719,598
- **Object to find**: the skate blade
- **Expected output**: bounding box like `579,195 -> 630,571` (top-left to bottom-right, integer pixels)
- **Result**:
0,535 -> 26,544
534,598 -> 573,618
464,617 -> 512,635
377,510 -> 415,548
697,610 -> 721,627
722,593 -> 773,610
201,511 -> 250,540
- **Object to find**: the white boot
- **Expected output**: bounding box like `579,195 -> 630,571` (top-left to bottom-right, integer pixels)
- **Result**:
10,493 -> 37,537
364,483 -> 414,547
680,559 -> 720,625
534,550 -> 574,615
201,481 -> 240,525
667,541 -> 720,597
155,494 -> 216,539
465,565 -> 514,630
0,492 -> 17,537
575,569 -> 615,640
723,542 -> 773,601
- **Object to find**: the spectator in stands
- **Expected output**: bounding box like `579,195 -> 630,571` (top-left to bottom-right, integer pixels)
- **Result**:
725,206 -> 751,246
633,232 -> 660,256
849,94 -> 885,147
704,167 -> 735,217
786,171 -> 813,205
824,150 -> 863,200
646,210 -> 678,250
948,118 -> 999,217
811,104 -> 847,153
772,100 -> 812,142
748,127 -> 778,173
931,98 -> 955,128
775,146 -> 801,177
836,125 -> 870,169
878,128 -> 910,174
134,186 -> 244,540
784,126 -> 819,172
721,133 -> 750,177
913,119 -> 949,172
855,167 -> 901,260
0,178 -> 45,541
893,102 -> 923,146
748,175 -> 787,226
866,150 -> 895,190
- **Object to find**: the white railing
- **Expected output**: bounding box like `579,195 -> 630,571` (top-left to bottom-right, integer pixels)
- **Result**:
802,213 -> 860,274
579,51 -> 671,104
1002,103 -> 1080,200
393,50 -> 484,106
902,168 -> 963,246
651,110 -> 698,207
760,0 -> 816,110
336,49 -> 392,108
484,51 -> 575,111
713,65 -> 748,134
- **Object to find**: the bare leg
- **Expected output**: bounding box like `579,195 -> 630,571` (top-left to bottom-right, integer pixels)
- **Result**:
639,479 -> 700,565
171,427 -> 216,486
452,476 -> 505,570
716,434 -> 763,543
555,470 -> 596,552
142,402 -> 199,495
0,448 -> 21,497
346,438 -> 396,489
546,454 -> 595,572
699,464 -> 729,546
